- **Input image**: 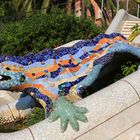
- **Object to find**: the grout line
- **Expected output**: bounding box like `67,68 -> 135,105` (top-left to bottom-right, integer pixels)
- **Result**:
7,104 -> 15,121
18,109 -> 21,119
121,79 -> 140,100
73,101 -> 140,140
27,127 -> 35,140
111,121 -> 140,139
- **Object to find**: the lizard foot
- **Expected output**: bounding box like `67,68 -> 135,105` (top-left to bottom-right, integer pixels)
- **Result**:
48,97 -> 88,132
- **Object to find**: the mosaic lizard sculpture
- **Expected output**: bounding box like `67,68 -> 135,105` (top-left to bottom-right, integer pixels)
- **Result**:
0,33 -> 140,132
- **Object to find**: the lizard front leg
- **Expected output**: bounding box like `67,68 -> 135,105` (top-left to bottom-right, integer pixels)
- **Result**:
47,82 -> 88,132
48,96 -> 88,132
48,64 -> 105,132
22,87 -> 88,132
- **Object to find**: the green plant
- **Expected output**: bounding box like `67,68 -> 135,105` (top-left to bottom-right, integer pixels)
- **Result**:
114,61 -> 139,81
131,23 -> 140,32
0,0 -> 51,17
0,107 -> 45,133
121,61 -> 137,76
25,107 -> 45,126
0,7 -> 4,16
128,0 -> 138,16
133,0 -> 140,4
128,23 -> 140,41
0,120 -> 27,133
0,8 -> 101,56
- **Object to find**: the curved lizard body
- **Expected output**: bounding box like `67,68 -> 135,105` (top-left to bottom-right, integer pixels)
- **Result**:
0,33 -> 139,131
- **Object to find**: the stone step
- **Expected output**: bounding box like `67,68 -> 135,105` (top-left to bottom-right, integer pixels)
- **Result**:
121,31 -> 131,35
120,20 -> 140,38
125,20 -> 140,23
123,27 -> 131,31
124,24 -> 140,27
121,29 -> 131,32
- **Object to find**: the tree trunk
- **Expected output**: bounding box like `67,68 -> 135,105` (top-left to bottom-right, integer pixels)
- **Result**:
90,0 -> 102,25
66,0 -> 73,15
41,0 -> 50,14
75,0 -> 82,17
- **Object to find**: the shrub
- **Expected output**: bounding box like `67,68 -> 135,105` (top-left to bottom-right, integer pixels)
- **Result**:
114,61 -> 139,81
128,23 -> 140,41
0,8 -> 101,56
25,107 -> 45,126
0,107 -> 45,132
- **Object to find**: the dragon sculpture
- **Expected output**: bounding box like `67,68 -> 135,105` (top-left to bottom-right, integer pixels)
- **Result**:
0,33 -> 140,132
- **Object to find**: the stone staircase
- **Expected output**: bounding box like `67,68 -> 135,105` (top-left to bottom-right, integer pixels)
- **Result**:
121,20 -> 140,38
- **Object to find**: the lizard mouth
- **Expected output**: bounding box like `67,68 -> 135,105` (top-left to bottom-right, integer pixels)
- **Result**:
0,75 -> 11,81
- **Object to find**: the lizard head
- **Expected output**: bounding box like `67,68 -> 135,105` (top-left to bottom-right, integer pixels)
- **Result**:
0,63 -> 26,89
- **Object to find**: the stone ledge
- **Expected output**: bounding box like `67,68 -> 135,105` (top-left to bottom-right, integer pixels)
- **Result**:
28,79 -> 139,140
76,101 -> 140,140
0,90 -> 15,106
0,129 -> 33,140
0,70 -> 140,139
121,70 -> 140,98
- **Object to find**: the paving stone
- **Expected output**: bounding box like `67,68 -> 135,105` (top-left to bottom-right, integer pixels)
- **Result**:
0,129 -> 33,140
77,102 -> 140,140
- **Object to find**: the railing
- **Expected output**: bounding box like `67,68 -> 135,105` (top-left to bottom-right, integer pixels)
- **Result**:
116,0 -> 140,17
137,2 -> 140,17
116,0 -> 129,12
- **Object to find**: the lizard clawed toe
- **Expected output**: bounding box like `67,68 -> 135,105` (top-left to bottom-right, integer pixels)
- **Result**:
48,97 -> 88,132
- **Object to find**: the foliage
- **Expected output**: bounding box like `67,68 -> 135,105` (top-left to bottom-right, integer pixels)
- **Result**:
0,107 -> 44,132
114,61 -> 139,81
25,107 -> 45,126
131,23 -> 140,32
0,0 -> 117,25
0,120 -> 27,133
0,0 -> 50,17
0,8 -> 4,16
128,23 -> 140,41
121,61 -> 138,76
128,0 -> 138,16
103,0 -> 116,16
95,0 -> 117,22
133,0 -> 140,4
0,8 -> 101,56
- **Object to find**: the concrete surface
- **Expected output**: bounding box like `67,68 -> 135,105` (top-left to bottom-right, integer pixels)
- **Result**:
0,90 -> 15,106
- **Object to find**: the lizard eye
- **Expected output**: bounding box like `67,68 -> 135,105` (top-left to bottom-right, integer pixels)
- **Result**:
6,67 -> 11,70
